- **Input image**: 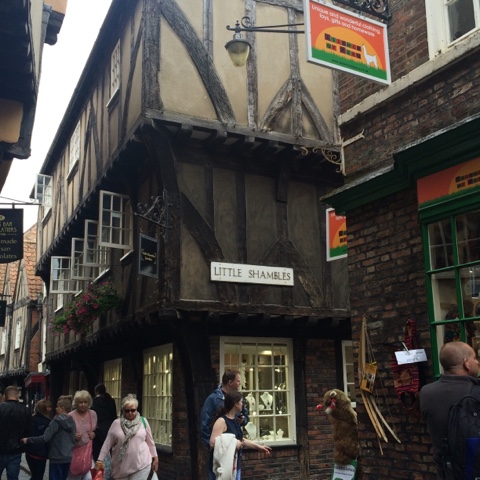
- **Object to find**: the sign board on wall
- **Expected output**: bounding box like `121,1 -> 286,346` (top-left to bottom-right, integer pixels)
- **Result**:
304,0 -> 391,84
326,208 -> 347,261
0,209 -> 23,263
211,262 -> 294,286
138,234 -> 159,277
417,156 -> 480,206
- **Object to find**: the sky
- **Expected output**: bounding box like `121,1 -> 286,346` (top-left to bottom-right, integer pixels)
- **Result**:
1,0 -> 113,230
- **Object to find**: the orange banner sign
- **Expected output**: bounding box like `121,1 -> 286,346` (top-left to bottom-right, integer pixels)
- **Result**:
417,157 -> 480,206
326,208 -> 347,261
304,0 -> 390,84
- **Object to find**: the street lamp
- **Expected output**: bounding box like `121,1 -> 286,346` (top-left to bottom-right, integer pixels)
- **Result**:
225,17 -> 304,67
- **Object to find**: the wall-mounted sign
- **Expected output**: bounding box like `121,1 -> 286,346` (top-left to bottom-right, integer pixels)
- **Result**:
0,209 -> 23,264
394,349 -> 427,365
417,156 -> 480,206
211,262 -> 294,286
138,234 -> 159,278
304,0 -> 391,84
326,208 -> 347,261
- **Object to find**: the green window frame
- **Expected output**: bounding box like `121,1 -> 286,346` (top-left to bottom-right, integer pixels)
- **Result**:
421,188 -> 480,376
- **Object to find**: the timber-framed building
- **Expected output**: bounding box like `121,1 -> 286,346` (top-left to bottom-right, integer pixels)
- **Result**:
34,0 -> 351,478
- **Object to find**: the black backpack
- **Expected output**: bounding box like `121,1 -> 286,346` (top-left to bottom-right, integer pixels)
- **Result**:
444,394 -> 480,480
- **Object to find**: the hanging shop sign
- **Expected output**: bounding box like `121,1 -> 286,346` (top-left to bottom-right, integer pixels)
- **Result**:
138,234 -> 159,278
0,300 -> 6,327
211,262 -> 294,286
304,0 -> 391,84
0,209 -> 23,263
417,156 -> 480,207
326,208 -> 347,261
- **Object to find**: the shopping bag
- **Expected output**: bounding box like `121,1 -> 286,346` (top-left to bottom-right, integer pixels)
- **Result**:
93,470 -> 104,480
331,460 -> 357,480
70,442 -> 93,476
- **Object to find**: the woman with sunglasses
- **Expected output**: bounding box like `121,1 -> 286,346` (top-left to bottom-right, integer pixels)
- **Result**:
94,394 -> 158,480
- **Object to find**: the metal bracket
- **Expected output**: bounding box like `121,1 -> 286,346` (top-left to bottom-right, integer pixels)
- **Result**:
333,0 -> 390,22
299,130 -> 365,176
135,189 -> 172,242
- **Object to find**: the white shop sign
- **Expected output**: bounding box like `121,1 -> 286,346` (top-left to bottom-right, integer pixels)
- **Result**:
211,262 -> 294,286
394,349 -> 427,365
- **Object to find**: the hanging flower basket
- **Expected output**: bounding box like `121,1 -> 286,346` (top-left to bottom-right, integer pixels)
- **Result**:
50,282 -> 122,335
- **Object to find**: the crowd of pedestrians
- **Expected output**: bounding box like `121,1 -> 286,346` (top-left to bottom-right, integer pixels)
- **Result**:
0,385 -> 159,480
6,356 -> 476,480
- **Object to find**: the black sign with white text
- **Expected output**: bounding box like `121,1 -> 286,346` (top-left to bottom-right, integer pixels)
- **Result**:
138,234 -> 158,277
0,209 -> 23,263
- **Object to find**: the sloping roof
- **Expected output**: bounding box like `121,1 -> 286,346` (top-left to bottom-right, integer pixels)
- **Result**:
0,264 -> 7,295
23,223 -> 42,299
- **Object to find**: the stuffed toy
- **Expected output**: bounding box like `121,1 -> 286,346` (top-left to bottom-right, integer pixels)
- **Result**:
316,389 -> 360,465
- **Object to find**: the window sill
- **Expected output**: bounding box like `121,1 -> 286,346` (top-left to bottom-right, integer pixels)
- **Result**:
42,207 -> 52,225
93,268 -> 111,284
339,29 -> 480,126
107,88 -> 120,111
120,250 -> 134,266
67,160 -> 79,182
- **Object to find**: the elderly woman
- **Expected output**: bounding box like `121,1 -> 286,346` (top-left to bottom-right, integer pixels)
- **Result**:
68,390 -> 98,480
95,394 -> 158,480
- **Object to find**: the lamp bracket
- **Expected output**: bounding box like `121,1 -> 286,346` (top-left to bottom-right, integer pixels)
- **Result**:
227,16 -> 304,35
333,0 -> 390,22
135,189 -> 172,242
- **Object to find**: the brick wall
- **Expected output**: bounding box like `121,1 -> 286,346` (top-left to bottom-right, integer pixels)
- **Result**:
339,0 -> 429,113
347,187 -> 438,478
340,51 -> 480,176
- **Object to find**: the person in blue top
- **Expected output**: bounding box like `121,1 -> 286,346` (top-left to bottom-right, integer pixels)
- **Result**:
21,397 -> 76,480
200,370 -> 248,480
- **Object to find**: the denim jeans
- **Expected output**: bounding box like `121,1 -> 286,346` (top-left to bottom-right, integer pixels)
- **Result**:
49,462 -> 71,480
0,453 -> 22,480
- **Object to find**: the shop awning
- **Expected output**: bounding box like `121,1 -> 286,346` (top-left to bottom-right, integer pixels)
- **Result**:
24,372 -> 49,388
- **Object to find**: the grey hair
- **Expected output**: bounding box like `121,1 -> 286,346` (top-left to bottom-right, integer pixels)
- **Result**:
121,393 -> 139,410
72,390 -> 93,409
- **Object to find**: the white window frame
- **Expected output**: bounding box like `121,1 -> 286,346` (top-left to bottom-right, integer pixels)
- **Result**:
0,328 -> 5,355
426,0 -> 480,58
84,220 -> 109,268
103,358 -> 122,416
71,238 -> 86,280
220,337 -> 296,445
14,317 -> 21,349
69,121 -> 81,172
110,40 -> 121,99
71,237 -> 100,280
143,344 -> 173,448
99,191 -> 132,249
34,174 -> 53,208
50,256 -> 79,293
342,340 -> 356,408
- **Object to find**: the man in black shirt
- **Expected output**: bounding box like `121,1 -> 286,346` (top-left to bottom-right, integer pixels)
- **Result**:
0,386 -> 32,480
420,341 -> 480,479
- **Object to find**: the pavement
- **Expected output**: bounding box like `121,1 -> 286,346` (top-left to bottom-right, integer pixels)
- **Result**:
0,454 -> 48,480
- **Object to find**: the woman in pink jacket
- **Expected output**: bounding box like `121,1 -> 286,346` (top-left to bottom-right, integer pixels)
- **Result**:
95,394 -> 158,480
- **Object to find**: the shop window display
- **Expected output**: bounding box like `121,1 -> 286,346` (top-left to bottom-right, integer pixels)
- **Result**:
426,209 -> 480,373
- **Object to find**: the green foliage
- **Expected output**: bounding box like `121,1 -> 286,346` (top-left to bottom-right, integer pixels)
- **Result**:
50,282 -> 122,335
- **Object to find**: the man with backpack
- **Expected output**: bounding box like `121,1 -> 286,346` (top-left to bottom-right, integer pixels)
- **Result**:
420,341 -> 480,479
